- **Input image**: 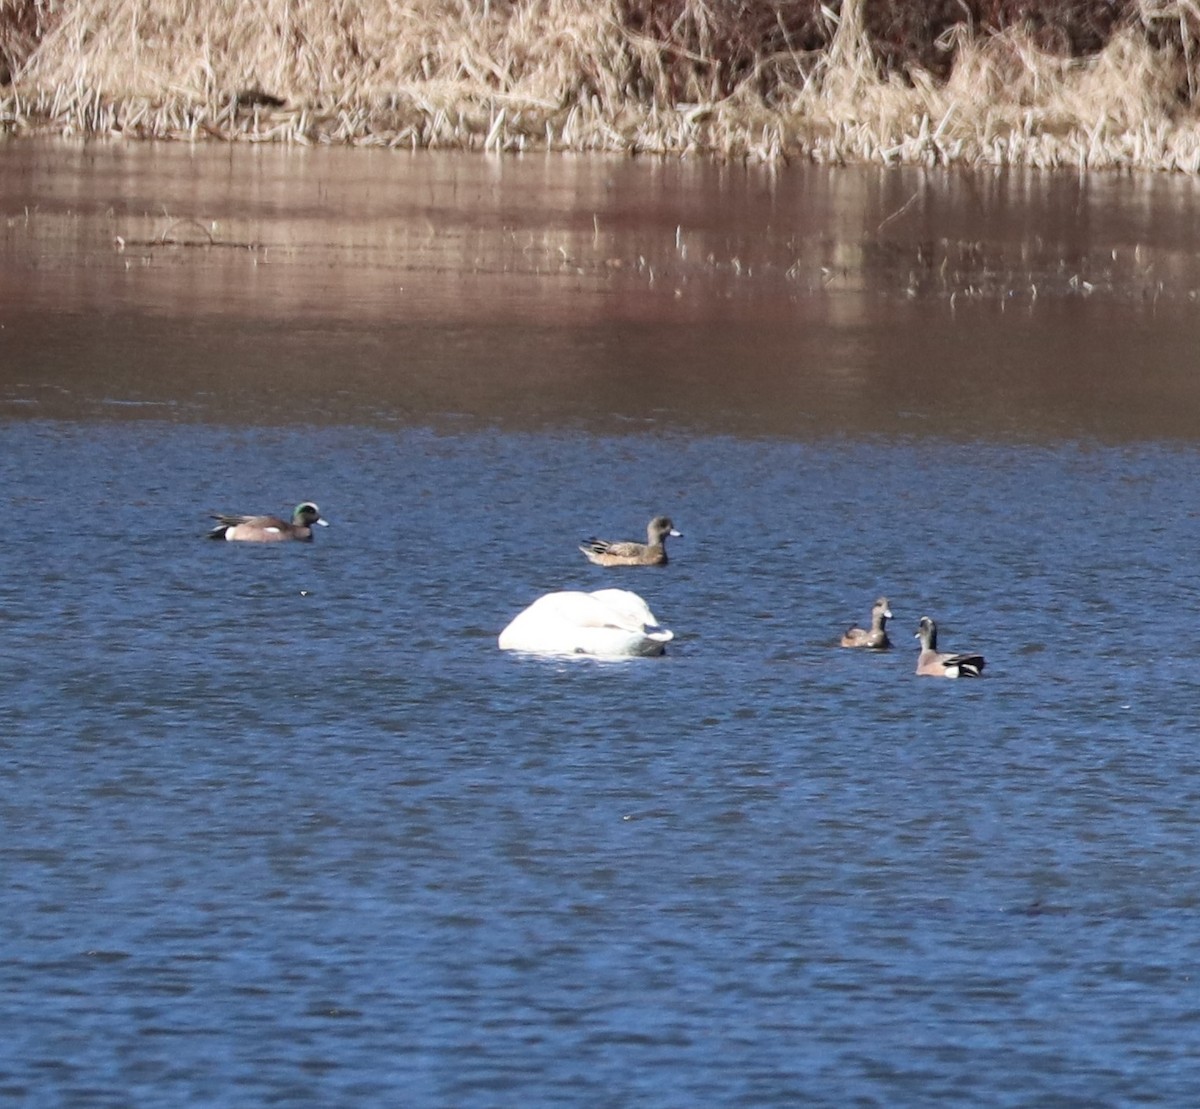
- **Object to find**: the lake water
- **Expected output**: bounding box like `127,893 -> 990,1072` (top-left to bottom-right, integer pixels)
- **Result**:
4,141 -> 1200,1105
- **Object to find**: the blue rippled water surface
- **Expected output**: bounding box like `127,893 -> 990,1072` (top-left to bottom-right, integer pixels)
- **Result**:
4,423 -> 1200,1106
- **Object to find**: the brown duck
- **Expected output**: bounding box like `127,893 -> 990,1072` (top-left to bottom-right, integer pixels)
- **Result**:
579,516 -> 681,567
841,597 -> 893,648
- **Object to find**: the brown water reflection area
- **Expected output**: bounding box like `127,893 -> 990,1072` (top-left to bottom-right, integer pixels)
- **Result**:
3,139 -> 1200,440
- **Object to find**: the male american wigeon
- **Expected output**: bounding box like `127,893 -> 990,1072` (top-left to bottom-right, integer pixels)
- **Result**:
841,597 -> 893,648
579,516 -> 682,567
914,616 -> 985,678
207,501 -> 329,542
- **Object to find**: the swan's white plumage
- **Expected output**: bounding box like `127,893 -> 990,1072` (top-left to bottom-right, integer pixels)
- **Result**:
498,589 -> 674,657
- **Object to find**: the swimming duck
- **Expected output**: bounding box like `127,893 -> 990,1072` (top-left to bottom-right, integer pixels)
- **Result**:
914,616 -> 985,678
841,597 -> 893,648
499,588 -> 674,657
208,502 -> 329,542
579,516 -> 681,567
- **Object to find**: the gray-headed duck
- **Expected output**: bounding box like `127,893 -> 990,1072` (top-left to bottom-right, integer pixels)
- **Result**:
579,516 -> 681,567
841,597 -> 893,648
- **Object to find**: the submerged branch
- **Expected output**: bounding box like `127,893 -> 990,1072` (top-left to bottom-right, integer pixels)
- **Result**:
115,217 -> 261,251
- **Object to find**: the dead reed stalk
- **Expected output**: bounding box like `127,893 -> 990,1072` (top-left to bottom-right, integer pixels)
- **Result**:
3,0 -> 1200,169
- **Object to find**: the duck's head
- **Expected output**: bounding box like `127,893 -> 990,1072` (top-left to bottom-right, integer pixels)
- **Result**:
650,516 -> 682,540
293,502 -> 329,527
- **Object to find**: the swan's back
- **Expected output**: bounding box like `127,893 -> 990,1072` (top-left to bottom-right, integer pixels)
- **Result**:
499,589 -> 673,657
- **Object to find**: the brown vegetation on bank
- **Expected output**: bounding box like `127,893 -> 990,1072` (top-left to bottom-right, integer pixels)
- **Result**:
4,0 -> 1200,168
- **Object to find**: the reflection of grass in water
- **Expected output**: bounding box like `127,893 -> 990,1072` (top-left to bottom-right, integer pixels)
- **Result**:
9,193 -> 1196,308
1,0 -> 1199,166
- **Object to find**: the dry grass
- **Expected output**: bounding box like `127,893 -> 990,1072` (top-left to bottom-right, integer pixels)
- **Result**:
4,0 -> 1200,168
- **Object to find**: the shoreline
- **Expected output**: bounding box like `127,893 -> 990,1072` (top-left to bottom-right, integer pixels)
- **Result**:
4,2 -> 1200,170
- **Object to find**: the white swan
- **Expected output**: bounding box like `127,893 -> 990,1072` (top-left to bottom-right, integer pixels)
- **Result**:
498,588 -> 674,658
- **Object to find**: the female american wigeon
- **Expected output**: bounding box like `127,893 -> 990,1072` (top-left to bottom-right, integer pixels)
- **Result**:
208,501 -> 329,542
840,597 -> 893,648
914,616 -> 985,678
579,515 -> 682,567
